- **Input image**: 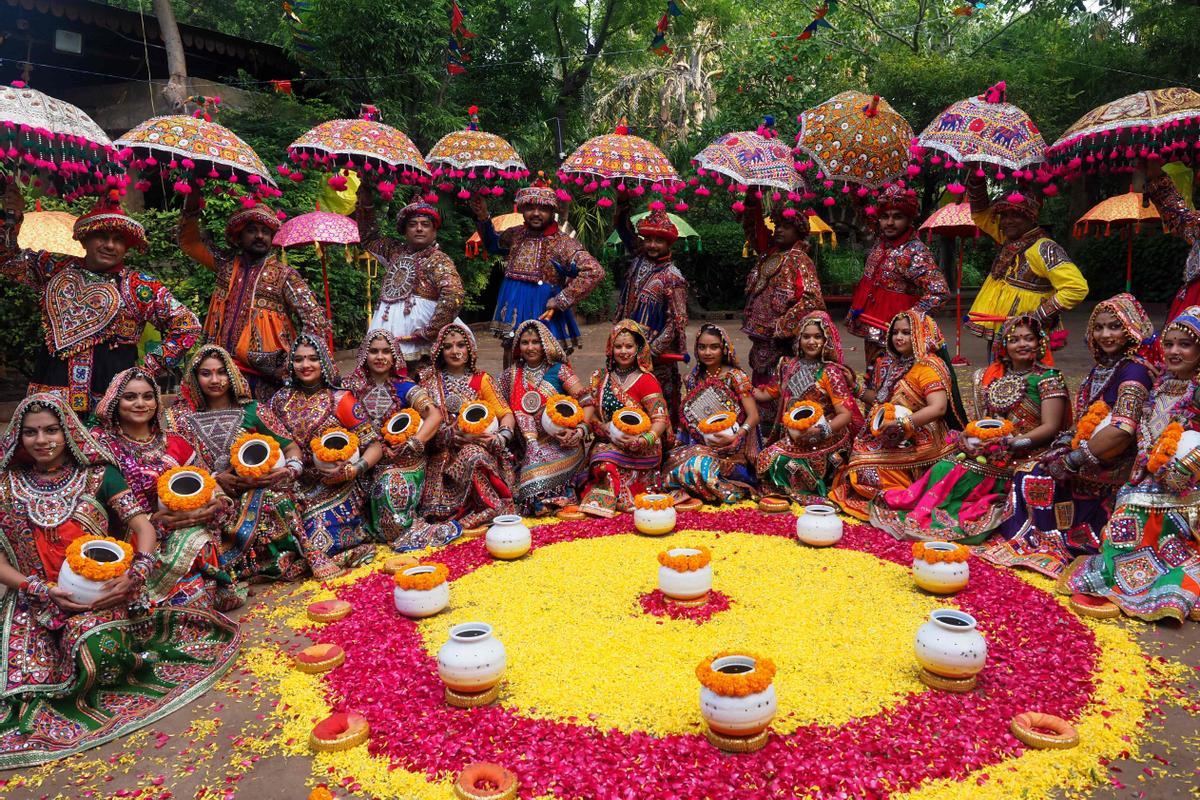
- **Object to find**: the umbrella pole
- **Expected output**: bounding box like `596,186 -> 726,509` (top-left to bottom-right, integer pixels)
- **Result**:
321,247 -> 334,353
951,240 -> 969,366
1125,226 -> 1133,294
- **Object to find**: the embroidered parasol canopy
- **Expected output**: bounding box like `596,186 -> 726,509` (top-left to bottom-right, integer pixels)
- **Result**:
916,85 -> 1046,172
559,124 -> 682,191
288,119 -> 430,176
273,210 -> 360,248
1048,88 -> 1200,175
115,115 -> 277,195
693,130 -> 803,193
17,209 -> 85,256
427,130 -> 527,174
796,91 -> 913,191
919,201 -> 979,364
1073,191 -> 1164,293
0,83 -> 122,199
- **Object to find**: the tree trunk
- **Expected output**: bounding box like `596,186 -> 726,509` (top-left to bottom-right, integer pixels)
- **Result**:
152,0 -> 190,110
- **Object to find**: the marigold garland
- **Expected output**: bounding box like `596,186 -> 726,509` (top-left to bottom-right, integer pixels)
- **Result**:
657,545 -> 712,572
912,541 -> 970,564
963,418 -> 1015,441
869,402 -> 908,435
634,493 -> 674,511
783,400 -> 823,432
697,412 -> 738,435
64,535 -> 134,581
695,650 -> 777,697
458,402 -> 497,436
383,409 -> 422,445
544,395 -> 584,428
1146,421 -> 1184,476
1071,400 -> 1110,449
229,432 -> 282,479
156,466 -> 216,511
611,406 -> 651,436
311,428 -> 359,462
393,562 -> 450,591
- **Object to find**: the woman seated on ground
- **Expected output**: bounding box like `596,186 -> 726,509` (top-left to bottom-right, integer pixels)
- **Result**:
829,310 -> 962,520
498,320 -> 594,517
1061,307 -> 1200,623
755,311 -> 861,501
418,321 -> 518,532
871,315 -> 1069,542
664,324 -> 758,505
578,320 -> 671,516
980,294 -> 1155,578
343,329 -> 448,550
0,394 -> 240,769
167,345 -> 309,589
92,367 -> 237,611
269,333 -> 383,578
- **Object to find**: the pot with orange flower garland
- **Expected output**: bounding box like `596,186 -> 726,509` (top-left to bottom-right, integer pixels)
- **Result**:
309,712 -> 370,753
911,541 -> 971,594
783,400 -> 824,442
229,432 -> 284,479
869,402 -> 912,438
698,412 -> 741,447
541,394 -> 584,437
1145,421 -> 1200,477
696,651 -> 778,752
458,401 -> 499,439
58,535 -> 134,606
156,466 -> 216,512
962,418 -> 1015,447
608,405 -> 651,441
454,762 -> 519,800
311,428 -> 360,473
1071,400 -> 1111,449
657,545 -> 713,605
634,493 -> 677,535
392,562 -> 450,618
382,409 -> 422,446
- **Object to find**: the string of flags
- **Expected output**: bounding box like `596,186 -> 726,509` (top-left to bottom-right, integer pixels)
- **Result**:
650,1 -> 684,57
798,0 -> 837,41
952,2 -> 988,16
448,1 -> 476,76
281,1 -> 317,56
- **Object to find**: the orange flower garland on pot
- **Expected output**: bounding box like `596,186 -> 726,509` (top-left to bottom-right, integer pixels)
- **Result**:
696,651 -> 778,752
156,466 -> 216,511
229,432 -> 282,479
311,428 -> 360,466
1071,400 -> 1110,449
383,409 -> 422,446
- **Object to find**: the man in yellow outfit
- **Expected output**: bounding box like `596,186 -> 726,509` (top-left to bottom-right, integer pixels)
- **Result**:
965,172 -> 1088,352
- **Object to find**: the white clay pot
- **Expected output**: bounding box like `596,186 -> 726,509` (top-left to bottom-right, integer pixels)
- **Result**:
699,655 -> 778,736
156,468 -> 210,512
607,409 -> 648,442
914,609 -> 988,679
871,404 -> 912,436
57,539 -> 129,606
912,543 -> 970,594
540,398 -> 582,437
485,514 -> 532,560
634,495 -> 677,536
700,412 -> 741,447
785,405 -> 825,441
437,622 -> 507,693
392,567 -> 450,618
795,504 -> 843,547
963,418 -> 1009,449
236,437 -> 285,472
658,548 -> 713,600
314,431 -> 360,474
1176,429 -> 1200,465
460,401 -> 499,438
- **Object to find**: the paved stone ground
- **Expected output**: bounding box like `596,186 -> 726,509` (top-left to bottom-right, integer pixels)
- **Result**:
6,299 -> 1200,800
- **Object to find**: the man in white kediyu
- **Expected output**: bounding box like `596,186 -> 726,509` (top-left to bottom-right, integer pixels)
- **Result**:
355,186 -> 466,372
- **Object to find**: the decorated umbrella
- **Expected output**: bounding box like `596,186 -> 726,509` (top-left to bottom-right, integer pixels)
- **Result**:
0,82 -> 123,200
1072,191 -> 1163,292
920,202 -> 979,364
1048,88 -> 1200,176
115,115 -> 277,199
914,82 -> 1049,195
17,206 -> 84,256
604,211 -> 701,259
693,125 -> 803,194
273,210 -> 360,349
465,211 -> 523,258
426,106 -> 529,199
741,212 -> 836,257
287,118 -> 431,201
559,121 -> 683,208
795,92 -> 914,196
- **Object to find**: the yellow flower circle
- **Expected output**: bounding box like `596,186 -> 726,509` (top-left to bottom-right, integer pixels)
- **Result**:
417,531 -> 944,736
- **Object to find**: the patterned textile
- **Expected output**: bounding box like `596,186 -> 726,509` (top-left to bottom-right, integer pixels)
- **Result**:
560,132 -> 681,188
288,119 -> 428,174
636,208 -> 679,243
269,335 -> 377,578
514,186 -> 558,209
1051,88 -> 1200,157
223,204 -> 280,244
427,129 -> 527,172
797,91 -> 913,189
917,95 -> 1046,170
0,395 -> 239,770
72,200 -> 147,250
118,115 -> 275,183
694,130 -> 803,192
178,211 -> 330,384
395,202 -> 442,230
846,229 -> 949,346
0,223 -> 200,413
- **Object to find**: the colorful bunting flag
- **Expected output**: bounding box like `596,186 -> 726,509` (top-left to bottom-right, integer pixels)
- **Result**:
648,0 -> 683,56
796,2 -> 837,41
447,2 -> 475,75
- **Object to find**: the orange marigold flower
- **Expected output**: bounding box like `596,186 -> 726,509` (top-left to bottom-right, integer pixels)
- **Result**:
783,400 -> 823,432
229,432 -> 281,479
695,650 -> 777,697
544,394 -> 584,428
64,535 -> 134,582
912,541 -> 970,564
611,406 -> 651,436
393,562 -> 450,591
156,466 -> 216,512
383,409 -> 421,446
657,545 -> 712,572
963,418 -> 1015,441
1071,400 -> 1110,449
311,428 -> 359,462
